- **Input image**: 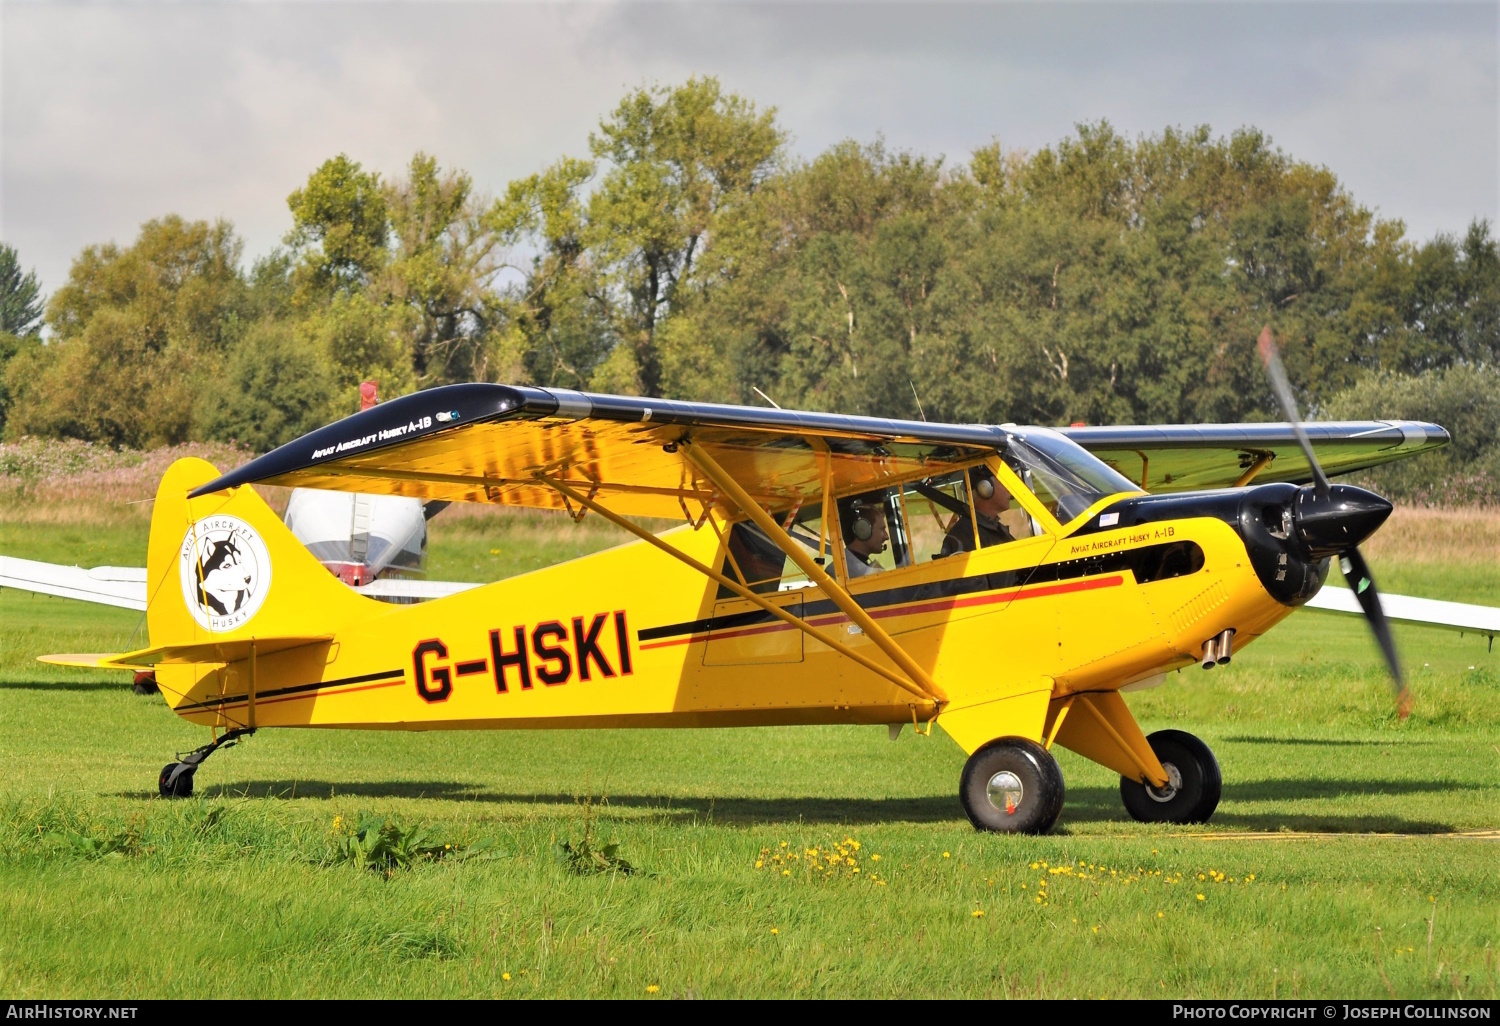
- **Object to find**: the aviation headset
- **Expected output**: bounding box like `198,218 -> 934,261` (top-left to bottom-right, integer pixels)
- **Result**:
971,467 -> 997,501
842,496 -> 880,543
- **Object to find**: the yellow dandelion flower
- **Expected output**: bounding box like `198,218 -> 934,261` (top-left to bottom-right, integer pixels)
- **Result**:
871,854 -> 881,861
489,548 -> 501,555
755,860 -> 764,869
1196,893 -> 1205,901
646,984 -> 661,994
782,870 -> 791,876
770,928 -> 779,935
942,852 -> 951,858
1092,926 -> 1099,934
972,910 -> 985,918
502,973 -> 511,981
1157,912 -> 1164,918
852,867 -> 860,873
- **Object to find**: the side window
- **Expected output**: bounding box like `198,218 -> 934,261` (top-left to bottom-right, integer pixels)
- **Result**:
835,488 -> 909,577
717,502 -> 832,598
903,466 -> 1037,561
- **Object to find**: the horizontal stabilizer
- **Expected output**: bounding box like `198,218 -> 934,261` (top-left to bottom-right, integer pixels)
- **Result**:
37,653 -> 154,671
39,635 -> 333,670
0,556 -> 148,611
1303,588 -> 1500,637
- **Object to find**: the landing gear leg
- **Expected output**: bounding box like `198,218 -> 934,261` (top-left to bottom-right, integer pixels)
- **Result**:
1119,729 -> 1221,824
158,728 -> 254,799
960,737 -> 1066,835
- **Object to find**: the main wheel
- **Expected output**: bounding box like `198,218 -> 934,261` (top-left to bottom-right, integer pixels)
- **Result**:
960,737 -> 1065,834
158,762 -> 194,798
1120,729 -> 1221,824
132,672 -> 159,696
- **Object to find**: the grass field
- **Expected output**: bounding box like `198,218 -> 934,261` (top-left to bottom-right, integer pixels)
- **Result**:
1,498 -> 1498,998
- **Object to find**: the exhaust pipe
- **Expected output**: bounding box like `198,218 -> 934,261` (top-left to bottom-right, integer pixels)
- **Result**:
1200,628 -> 1237,670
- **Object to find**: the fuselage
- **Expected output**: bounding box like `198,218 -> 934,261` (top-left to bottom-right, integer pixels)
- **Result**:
157,468 -> 1338,755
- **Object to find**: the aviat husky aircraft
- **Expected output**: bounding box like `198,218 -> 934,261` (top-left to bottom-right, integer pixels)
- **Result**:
37,333 -> 1451,833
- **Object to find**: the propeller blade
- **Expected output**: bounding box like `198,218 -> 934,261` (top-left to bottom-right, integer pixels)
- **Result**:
1255,326 -> 1332,498
1340,546 -> 1411,720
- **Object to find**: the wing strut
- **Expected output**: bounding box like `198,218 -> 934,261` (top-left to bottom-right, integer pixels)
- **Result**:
679,441 -> 949,705
541,476 -> 939,709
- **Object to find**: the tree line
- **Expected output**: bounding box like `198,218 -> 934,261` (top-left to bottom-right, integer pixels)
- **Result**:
1,78 -> 1496,498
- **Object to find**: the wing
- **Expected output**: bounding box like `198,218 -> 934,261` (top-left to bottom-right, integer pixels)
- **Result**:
189,384 -> 1005,519
0,556 -> 148,611
1303,588 -> 1500,639
1060,421 -> 1448,494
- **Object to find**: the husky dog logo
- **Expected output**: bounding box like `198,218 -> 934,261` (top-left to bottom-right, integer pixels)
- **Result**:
179,515 -> 272,632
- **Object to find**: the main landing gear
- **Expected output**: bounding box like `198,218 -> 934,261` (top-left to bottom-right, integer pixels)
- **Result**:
960,737 -> 1065,835
1119,729 -> 1222,824
158,728 -> 255,798
959,729 -> 1222,833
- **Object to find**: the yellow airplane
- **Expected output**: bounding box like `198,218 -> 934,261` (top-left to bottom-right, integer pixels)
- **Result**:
41,333 -> 1447,833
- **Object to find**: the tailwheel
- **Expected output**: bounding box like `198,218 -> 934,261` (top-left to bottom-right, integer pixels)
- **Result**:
156,727 -> 254,800
1119,729 -> 1222,824
159,762 -> 194,798
960,737 -> 1065,835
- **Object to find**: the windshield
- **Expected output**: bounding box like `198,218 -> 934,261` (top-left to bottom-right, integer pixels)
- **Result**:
1003,428 -> 1142,525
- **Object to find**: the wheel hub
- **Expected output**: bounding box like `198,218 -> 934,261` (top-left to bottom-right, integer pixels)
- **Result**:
1146,762 -> 1183,803
986,770 -> 1024,815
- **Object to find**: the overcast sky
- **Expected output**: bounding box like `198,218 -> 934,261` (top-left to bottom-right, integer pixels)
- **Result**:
2,1 -> 1496,294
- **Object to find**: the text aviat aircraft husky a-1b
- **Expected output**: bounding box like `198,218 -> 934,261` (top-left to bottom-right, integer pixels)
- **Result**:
39,332 -> 1455,833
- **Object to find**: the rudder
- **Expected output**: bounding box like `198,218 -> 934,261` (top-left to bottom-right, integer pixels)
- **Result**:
146,458 -> 376,650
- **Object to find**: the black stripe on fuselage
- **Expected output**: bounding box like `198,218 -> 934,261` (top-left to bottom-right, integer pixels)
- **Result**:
175,668 -> 406,713
638,540 -> 1204,642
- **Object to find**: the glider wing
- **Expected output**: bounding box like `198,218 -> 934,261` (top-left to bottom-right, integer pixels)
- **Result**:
1061,421 -> 1449,494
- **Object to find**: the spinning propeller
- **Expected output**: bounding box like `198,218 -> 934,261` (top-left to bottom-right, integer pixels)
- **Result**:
1256,327 -> 1411,719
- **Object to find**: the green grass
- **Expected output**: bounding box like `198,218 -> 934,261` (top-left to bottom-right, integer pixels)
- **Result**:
1,519 -> 1498,997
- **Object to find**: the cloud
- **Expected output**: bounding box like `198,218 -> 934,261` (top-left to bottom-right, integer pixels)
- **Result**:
2,1 -> 1494,294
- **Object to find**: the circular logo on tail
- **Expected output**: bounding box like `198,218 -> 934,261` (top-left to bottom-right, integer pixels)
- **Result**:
179,515 -> 272,632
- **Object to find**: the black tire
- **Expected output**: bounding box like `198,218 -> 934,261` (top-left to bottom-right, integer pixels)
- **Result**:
158,762 -> 194,798
960,737 -> 1066,834
1120,729 -> 1221,824
132,672 -> 159,696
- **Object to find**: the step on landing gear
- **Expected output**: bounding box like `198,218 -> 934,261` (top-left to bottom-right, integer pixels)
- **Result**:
960,737 -> 1066,835
158,728 -> 255,798
1119,729 -> 1222,824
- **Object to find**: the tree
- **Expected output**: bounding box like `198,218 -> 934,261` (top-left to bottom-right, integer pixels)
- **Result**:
6,216 -> 246,446
286,153 -> 508,396
198,318 -> 336,452
0,244 -> 43,336
494,77 -> 785,396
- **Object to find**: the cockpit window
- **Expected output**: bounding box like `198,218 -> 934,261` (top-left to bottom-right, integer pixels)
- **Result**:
1004,428 -> 1142,525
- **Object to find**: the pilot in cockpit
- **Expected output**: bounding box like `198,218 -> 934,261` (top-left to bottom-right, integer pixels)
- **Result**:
940,466 -> 1016,556
839,493 -> 890,578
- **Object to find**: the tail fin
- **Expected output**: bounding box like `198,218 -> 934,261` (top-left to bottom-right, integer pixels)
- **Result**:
146,457 -> 375,648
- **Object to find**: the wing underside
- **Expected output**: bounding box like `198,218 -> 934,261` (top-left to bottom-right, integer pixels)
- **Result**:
190,385 -> 1003,519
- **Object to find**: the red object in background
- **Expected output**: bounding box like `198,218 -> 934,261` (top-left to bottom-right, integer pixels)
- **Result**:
1071,421 -> 1087,427
360,381 -> 379,410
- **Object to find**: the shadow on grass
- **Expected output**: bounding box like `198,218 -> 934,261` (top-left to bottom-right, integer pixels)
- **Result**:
0,679 -> 130,692
1059,781 -> 1474,834
119,779 -> 967,824
1221,736 -> 1433,747
112,775 -> 1480,833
